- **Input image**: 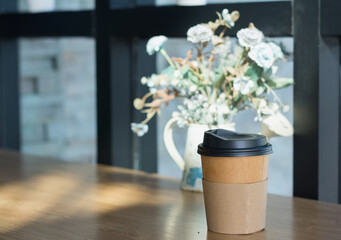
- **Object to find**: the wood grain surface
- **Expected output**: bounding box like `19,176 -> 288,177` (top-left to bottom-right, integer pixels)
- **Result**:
0,149 -> 340,240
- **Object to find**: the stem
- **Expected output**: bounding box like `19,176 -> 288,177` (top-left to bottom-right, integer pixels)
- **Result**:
160,49 -> 174,67
211,88 -> 218,103
234,48 -> 245,69
206,85 -> 211,100
219,27 -> 228,38
199,88 -> 208,99
223,79 -> 228,95
141,93 -> 177,124
241,49 -> 250,65
141,109 -> 157,124
197,42 -> 204,66
262,80 -> 284,106
142,92 -> 153,102
222,67 -> 234,101
208,46 -> 215,80
233,95 -> 243,108
185,66 -> 202,81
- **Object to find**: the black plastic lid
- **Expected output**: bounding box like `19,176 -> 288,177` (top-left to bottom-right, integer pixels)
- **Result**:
197,129 -> 272,157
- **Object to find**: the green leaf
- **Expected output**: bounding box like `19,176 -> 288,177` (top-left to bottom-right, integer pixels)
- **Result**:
255,86 -> 265,96
267,77 -> 294,89
245,65 -> 263,87
233,93 -> 244,108
262,66 -> 278,80
161,66 -> 176,78
182,67 -> 200,85
224,55 -> 238,68
180,67 -> 190,76
213,66 -> 225,88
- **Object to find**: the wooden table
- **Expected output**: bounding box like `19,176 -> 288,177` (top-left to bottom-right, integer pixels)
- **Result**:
0,150 -> 340,240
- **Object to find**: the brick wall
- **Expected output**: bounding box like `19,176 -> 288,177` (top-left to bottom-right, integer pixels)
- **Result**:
20,38 -> 96,163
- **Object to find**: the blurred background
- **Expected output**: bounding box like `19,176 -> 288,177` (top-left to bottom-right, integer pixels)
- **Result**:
0,0 -> 339,203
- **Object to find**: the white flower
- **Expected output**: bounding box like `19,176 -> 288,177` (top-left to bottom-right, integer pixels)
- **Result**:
141,77 -> 148,85
197,94 -> 204,101
259,102 -> 279,115
173,70 -> 181,78
189,85 -> 198,92
268,42 -> 284,59
249,42 -> 275,69
272,103 -> 279,112
170,78 -> 179,86
282,104 -> 290,112
159,78 -> 167,86
184,98 -> 196,110
204,114 -> 214,124
173,93 -> 234,126
233,76 -> 254,95
237,26 -> 264,48
176,118 -> 187,128
217,105 -> 230,114
259,99 -> 267,108
131,123 -> 149,137
150,88 -> 157,94
187,24 -> 213,43
180,89 -> 187,96
208,104 -> 216,113
146,36 -> 168,55
144,74 -> 170,89
147,75 -> 156,87
191,61 -> 198,68
222,9 -> 235,27
219,93 -> 226,100
255,99 -> 269,120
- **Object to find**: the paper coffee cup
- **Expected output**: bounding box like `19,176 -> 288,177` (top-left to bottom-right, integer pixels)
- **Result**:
198,129 -> 272,184
201,155 -> 269,183
197,129 -> 272,234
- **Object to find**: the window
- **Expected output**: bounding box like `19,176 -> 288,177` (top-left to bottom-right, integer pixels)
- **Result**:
18,0 -> 94,13
19,38 -> 96,163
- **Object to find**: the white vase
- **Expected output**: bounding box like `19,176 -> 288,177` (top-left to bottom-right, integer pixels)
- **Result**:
177,0 -> 207,6
164,117 -> 235,192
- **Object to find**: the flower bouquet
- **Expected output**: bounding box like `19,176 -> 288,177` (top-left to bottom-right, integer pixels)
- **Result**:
131,9 -> 293,138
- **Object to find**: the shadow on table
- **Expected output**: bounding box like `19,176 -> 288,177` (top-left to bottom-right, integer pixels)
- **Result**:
0,197 -> 206,239
0,149 -> 184,193
0,150 -> 203,239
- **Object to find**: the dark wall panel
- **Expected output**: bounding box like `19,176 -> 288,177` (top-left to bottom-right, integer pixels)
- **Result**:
318,37 -> 340,203
132,38 -> 157,172
0,39 -> 19,150
293,0 -> 319,200
111,38 -> 133,168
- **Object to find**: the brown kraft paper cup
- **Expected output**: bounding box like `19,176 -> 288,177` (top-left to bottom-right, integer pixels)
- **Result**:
201,155 -> 269,184
197,129 -> 273,235
202,179 -> 268,234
